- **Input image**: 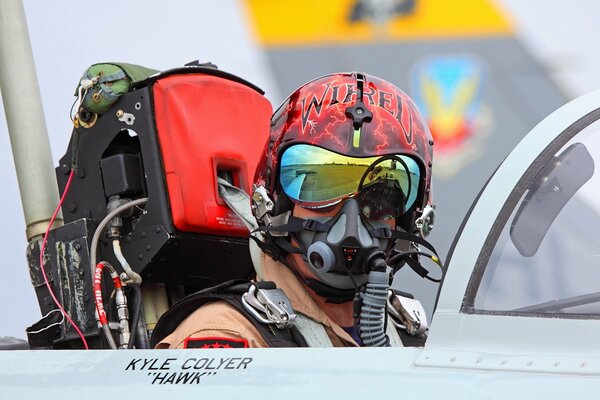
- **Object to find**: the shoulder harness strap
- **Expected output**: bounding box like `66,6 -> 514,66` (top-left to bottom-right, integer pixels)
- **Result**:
294,314 -> 333,347
150,280 -> 308,348
386,315 -> 404,347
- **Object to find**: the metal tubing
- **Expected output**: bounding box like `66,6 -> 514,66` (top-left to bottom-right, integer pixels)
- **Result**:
0,0 -> 62,239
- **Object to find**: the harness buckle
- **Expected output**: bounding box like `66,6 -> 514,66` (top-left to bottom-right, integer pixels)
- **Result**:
241,284 -> 297,329
251,185 -> 274,226
386,290 -> 428,337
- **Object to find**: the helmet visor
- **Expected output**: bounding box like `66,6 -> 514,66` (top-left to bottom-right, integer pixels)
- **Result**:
279,144 -> 421,218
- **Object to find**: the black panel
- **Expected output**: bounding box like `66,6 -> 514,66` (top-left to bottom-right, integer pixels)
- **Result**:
101,153 -> 144,198
27,219 -> 103,348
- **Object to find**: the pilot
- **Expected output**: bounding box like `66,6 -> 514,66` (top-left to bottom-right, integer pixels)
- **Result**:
155,72 -> 438,348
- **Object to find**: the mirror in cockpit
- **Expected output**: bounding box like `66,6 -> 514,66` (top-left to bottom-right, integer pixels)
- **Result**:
509,142 -> 594,257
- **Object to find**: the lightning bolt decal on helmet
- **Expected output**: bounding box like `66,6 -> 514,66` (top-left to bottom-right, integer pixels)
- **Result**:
253,72 -> 434,235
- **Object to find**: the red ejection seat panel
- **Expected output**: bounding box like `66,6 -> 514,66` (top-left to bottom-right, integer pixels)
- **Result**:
152,74 -> 272,236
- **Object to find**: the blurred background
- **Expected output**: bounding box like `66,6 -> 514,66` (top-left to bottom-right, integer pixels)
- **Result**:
1,0 -> 598,338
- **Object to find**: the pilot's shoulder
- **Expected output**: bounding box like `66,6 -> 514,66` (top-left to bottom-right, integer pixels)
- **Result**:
158,300 -> 269,349
186,300 -> 255,328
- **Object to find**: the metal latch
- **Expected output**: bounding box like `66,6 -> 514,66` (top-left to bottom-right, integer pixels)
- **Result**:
415,204 -> 435,237
251,185 -> 274,226
387,290 -> 428,337
241,284 -> 296,329
116,109 -> 135,126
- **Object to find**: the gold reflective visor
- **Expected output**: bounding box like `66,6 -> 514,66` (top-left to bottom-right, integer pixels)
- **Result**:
279,144 -> 420,217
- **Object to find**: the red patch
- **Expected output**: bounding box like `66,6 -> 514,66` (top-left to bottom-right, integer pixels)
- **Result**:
183,337 -> 249,349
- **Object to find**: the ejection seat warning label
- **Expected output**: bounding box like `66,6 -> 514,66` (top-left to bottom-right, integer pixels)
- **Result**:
125,357 -> 253,385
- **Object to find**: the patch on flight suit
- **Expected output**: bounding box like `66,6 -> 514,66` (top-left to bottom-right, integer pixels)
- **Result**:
183,337 -> 249,349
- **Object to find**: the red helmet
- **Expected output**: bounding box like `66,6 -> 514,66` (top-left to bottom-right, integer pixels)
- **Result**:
254,72 -> 434,232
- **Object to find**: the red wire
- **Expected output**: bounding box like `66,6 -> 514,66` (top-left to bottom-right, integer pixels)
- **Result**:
39,169 -> 90,349
93,261 -> 122,326
93,262 -> 109,326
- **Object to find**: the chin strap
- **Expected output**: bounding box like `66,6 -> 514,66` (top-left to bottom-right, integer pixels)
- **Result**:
304,279 -> 356,304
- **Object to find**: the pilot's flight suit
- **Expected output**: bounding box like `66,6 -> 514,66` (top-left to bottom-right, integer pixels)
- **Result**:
156,253 -> 364,348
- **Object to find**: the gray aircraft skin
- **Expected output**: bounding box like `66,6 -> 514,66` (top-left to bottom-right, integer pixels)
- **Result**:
3,1 -> 600,397
2,84 -> 600,399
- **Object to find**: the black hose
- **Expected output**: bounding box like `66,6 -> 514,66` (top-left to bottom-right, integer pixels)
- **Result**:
387,250 -> 438,267
127,286 -> 145,349
135,298 -> 150,349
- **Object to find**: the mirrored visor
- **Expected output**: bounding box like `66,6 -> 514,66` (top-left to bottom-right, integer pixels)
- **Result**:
279,144 -> 421,214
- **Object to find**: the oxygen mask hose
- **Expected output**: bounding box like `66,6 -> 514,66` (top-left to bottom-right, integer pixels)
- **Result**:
358,254 -> 391,347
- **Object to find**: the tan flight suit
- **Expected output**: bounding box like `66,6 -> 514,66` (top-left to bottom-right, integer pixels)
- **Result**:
156,253 -> 360,348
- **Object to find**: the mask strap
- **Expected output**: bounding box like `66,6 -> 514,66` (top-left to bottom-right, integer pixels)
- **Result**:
252,214 -> 334,261
386,249 -> 443,283
369,227 -> 440,260
273,236 -> 303,255
370,228 -> 444,282
252,215 -> 332,235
